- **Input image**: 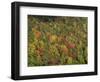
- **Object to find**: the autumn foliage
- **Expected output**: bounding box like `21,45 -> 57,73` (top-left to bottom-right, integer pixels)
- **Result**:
28,15 -> 88,66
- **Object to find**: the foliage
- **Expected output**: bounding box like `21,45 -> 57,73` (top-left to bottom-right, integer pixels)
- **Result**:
28,15 -> 88,66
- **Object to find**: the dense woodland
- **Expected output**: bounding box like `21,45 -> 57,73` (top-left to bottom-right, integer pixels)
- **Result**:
28,15 -> 88,66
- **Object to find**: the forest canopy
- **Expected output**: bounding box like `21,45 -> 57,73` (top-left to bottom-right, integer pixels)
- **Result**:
28,15 -> 88,66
